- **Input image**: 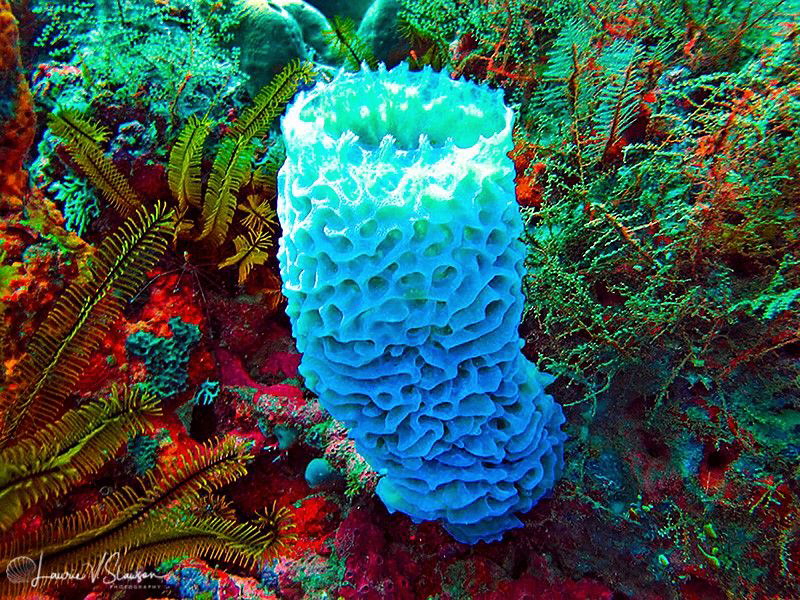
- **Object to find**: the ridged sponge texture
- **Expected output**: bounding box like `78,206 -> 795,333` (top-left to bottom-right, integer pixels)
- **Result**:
277,64 -> 566,544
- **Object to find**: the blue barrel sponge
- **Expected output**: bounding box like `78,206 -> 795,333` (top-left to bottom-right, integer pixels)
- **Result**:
277,64 -> 566,544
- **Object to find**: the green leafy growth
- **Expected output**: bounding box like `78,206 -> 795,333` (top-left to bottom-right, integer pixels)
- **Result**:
198,137 -> 257,246
230,60 -> 316,141
32,0 -> 247,120
732,256 -> 800,320
650,0 -> 793,68
399,0 -> 557,91
50,173 -> 102,237
218,229 -> 274,285
532,17 -> 598,173
398,15 -> 452,70
0,202 -> 174,445
397,0 -> 466,52
32,1 -> 96,60
590,39 -> 645,163
520,19 -> 800,419
197,61 -> 312,246
0,437 -> 295,594
47,108 -> 110,146
239,194 -> 278,234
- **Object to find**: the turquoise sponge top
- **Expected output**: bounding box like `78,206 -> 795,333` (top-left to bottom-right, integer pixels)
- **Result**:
277,63 -> 566,544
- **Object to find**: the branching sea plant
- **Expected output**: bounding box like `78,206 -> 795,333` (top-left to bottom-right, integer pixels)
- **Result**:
31,0 -> 246,120
196,60 -> 315,246
48,108 -> 143,216
166,60 -> 314,285
46,61 -> 313,287
324,15 -> 378,71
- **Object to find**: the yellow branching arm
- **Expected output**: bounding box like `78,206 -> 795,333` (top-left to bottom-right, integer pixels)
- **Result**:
49,109 -> 142,216
0,437 -> 293,592
198,137 -> 255,245
0,202 -> 174,446
168,115 -> 211,212
0,385 -> 160,531
219,229 -> 273,284
231,60 -> 315,141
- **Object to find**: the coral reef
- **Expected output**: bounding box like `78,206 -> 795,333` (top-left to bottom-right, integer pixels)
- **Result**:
358,0 -> 409,66
30,0 -> 245,120
1,0 -> 798,597
305,457 -> 342,488
47,172 -> 100,235
236,1 -> 312,97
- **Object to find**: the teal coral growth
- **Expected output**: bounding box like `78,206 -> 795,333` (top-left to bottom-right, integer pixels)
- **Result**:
193,380 -> 220,406
126,317 -> 201,398
31,0 -> 245,120
49,172 -> 100,236
305,457 -> 341,488
126,429 -> 169,475
277,64 -> 566,544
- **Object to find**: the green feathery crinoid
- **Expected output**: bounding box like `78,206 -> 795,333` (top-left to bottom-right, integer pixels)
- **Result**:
325,16 -> 378,71
196,60 -> 313,246
0,202 -> 174,445
199,136 -> 256,246
0,436 -> 295,594
239,193 -> 278,234
0,385 -> 160,531
230,60 -> 316,141
168,115 -> 212,213
49,109 -> 143,216
398,15 -> 451,70
218,229 -> 274,285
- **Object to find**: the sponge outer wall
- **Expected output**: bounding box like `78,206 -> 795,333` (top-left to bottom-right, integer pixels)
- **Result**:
278,64 -> 566,544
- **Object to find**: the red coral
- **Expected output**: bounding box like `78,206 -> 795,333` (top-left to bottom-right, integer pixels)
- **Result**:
334,506 -> 416,600
138,271 -> 206,334
512,142 -> 546,208
129,159 -> 170,201
289,494 -> 340,558
260,351 -> 301,379
210,288 -> 291,360
72,269 -> 210,398
488,575 -> 614,600
603,15 -> 642,40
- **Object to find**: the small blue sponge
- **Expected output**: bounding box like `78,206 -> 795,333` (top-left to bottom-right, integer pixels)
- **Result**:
305,457 -> 342,488
277,64 -> 566,544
